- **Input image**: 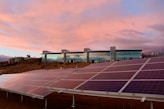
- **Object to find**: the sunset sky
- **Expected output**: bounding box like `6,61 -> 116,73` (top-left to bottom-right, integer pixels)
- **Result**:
0,0 -> 164,57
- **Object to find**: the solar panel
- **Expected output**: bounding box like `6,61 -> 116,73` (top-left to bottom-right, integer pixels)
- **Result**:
78,67 -> 106,73
143,63 -> 164,70
86,62 -> 114,68
0,78 -> 26,87
29,87 -> 53,97
49,80 -> 84,89
64,73 -> 96,79
149,56 -> 164,63
135,70 -> 164,79
77,81 -> 127,92
104,65 -> 142,72
0,68 -> 77,99
25,76 -> 58,81
114,58 -> 148,66
0,74 -> 26,82
3,84 -> 38,93
123,81 -> 164,95
22,80 -> 50,86
93,72 -> 136,79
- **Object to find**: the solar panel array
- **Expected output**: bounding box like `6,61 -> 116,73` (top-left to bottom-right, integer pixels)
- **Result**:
0,56 -> 164,101
74,56 -> 164,97
123,56 -> 164,95
75,59 -> 148,92
0,69 -> 76,99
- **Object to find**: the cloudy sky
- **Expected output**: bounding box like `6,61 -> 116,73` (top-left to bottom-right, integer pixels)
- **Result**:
0,0 -> 164,57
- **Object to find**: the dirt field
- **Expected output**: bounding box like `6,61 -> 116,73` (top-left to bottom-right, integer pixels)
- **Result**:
0,61 -> 90,74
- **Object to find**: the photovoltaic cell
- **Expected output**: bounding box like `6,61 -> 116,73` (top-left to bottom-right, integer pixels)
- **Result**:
49,80 -> 84,89
123,81 -> 164,95
25,76 -> 58,81
0,78 -> 26,88
135,70 -> 164,79
77,81 -> 127,92
21,80 -> 50,86
149,56 -> 164,63
29,87 -> 53,97
78,67 -> 106,73
142,63 -> 164,70
93,72 -> 136,79
104,65 -> 142,72
0,79 -> 49,88
0,74 -> 26,83
114,58 -> 148,66
64,73 -> 96,79
86,62 -> 114,67
3,84 -> 37,93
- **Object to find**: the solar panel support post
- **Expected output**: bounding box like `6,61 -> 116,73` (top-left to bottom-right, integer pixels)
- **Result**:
150,101 -> 154,109
6,92 -> 8,100
98,97 -> 101,108
44,98 -> 48,109
71,94 -> 75,108
21,95 -> 23,103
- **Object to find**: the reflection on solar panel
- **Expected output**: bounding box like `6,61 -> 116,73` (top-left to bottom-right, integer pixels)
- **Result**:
77,81 -> 127,92
4,85 -> 37,92
135,70 -> 164,79
123,81 -> 164,95
0,68 -> 76,99
49,80 -> 84,89
86,62 -> 114,67
0,56 -> 164,103
78,67 -> 106,73
104,65 -> 142,72
29,87 -> 53,97
114,58 -> 148,66
93,72 -> 136,79
12,80 -> 49,86
143,63 -> 164,70
149,56 -> 164,63
64,73 -> 95,79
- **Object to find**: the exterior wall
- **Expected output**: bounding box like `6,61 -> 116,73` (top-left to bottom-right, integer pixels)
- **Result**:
8,57 -> 24,64
110,46 -> 116,61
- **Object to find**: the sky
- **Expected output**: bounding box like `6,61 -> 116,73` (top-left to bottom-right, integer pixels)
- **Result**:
0,0 -> 164,57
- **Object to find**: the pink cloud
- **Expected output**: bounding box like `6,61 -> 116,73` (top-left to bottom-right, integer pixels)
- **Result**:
0,0 -> 164,55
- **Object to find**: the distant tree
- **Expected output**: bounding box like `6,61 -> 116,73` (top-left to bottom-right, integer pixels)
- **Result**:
27,55 -> 31,58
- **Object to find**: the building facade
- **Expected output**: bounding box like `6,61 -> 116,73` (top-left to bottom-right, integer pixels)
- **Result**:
42,47 -> 142,63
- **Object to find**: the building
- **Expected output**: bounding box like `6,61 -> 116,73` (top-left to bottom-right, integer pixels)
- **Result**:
8,57 -> 25,65
42,47 -> 142,63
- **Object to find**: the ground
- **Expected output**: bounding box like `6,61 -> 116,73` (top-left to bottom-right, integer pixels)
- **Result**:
0,61 -> 90,74
1,91 -> 164,109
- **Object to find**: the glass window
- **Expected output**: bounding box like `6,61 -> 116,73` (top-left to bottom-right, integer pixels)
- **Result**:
42,54 -> 64,62
66,52 -> 86,62
89,52 -> 111,63
116,51 -> 141,61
